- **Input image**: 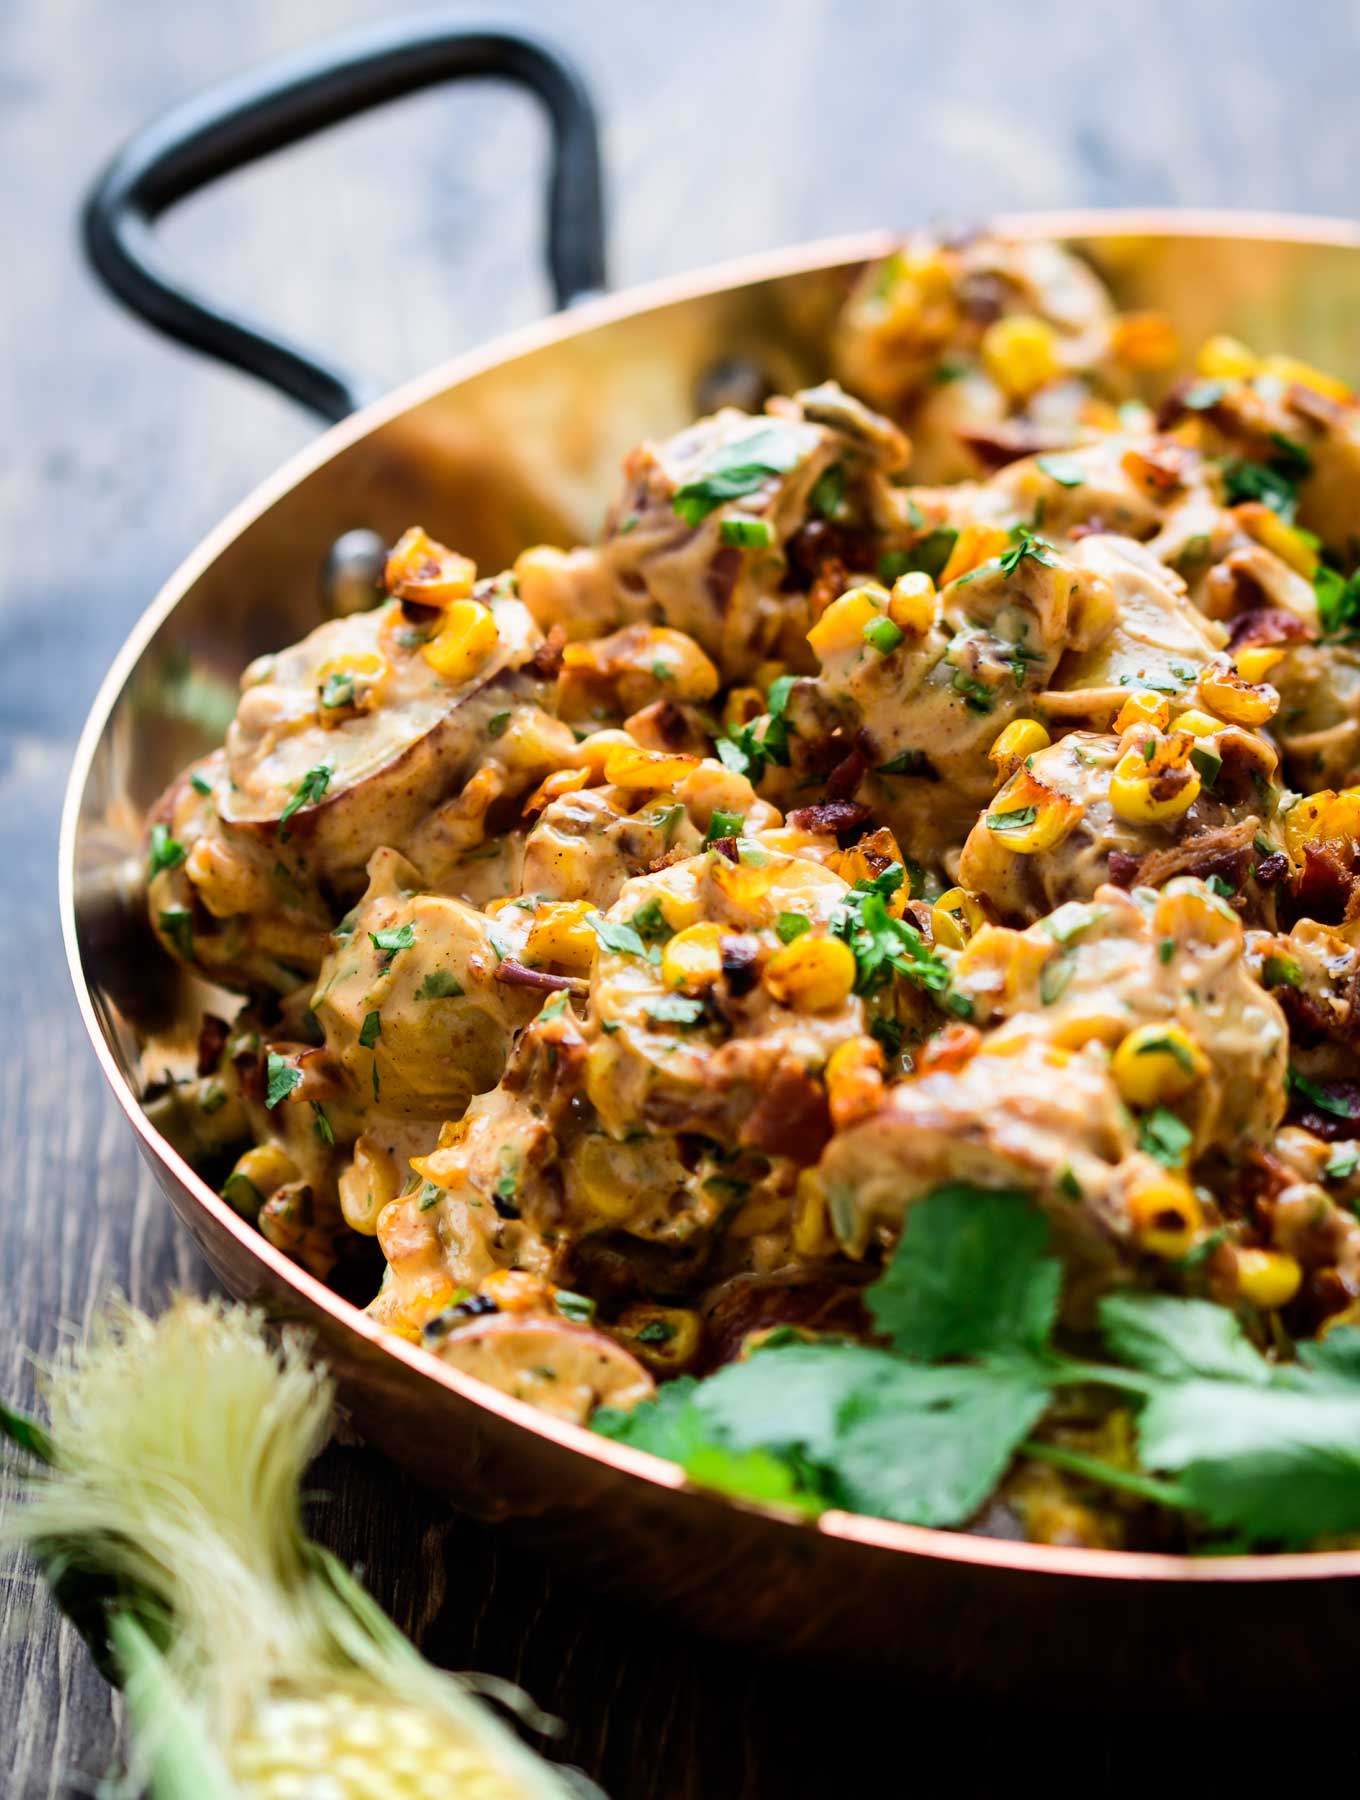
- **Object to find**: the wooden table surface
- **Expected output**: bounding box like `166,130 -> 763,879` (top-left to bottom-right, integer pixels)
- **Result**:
3,1 -> 1359,1792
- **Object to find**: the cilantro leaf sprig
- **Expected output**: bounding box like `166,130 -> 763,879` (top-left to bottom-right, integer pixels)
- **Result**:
829,863 -> 967,1015
671,423 -> 808,525
597,1182 -> 1360,1547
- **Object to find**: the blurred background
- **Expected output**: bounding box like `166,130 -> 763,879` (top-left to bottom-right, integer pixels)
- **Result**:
3,1 -> 1358,1793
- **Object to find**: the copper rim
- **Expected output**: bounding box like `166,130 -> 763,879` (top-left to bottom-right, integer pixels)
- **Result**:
61,209 -> 1360,1590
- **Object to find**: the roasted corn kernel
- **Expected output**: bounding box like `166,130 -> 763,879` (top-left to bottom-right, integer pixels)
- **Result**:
762,933 -> 857,1011
825,1034 -> 887,1128
1234,645 -> 1286,684
981,313 -> 1060,400
525,900 -> 597,973
384,526 -> 476,605
662,921 -> 724,991
888,570 -> 938,635
1128,1174 -> 1203,1260
940,523 -> 1011,586
930,885 -> 986,950
988,718 -> 1051,779
422,599 -> 499,683
1113,690 -> 1171,734
1198,661 -> 1279,727
1234,501 -> 1319,579
1283,787 -> 1360,856
1108,733 -> 1201,825
1234,1248 -> 1303,1311
1195,334 -> 1257,380
1111,1022 -> 1209,1107
1109,310 -> 1179,371
806,586 -> 883,661
602,744 -> 701,789
983,774 -> 1081,853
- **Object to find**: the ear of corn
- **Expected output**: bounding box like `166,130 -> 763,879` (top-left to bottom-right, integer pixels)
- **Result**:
0,1297 -> 576,1800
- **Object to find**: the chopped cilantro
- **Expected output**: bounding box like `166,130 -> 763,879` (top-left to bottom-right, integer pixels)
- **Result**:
158,906 -> 195,961
1289,1067 -> 1360,1120
369,922 -> 416,955
1205,874 -> 1235,899
147,823 -> 186,879
985,805 -> 1038,832
1158,937 -> 1176,965
880,527 -> 958,584
1262,954 -> 1302,989
1324,1146 -> 1360,1184
586,912 -> 655,961
278,763 -> 332,829
876,749 -> 931,778
645,993 -> 708,1027
672,423 -> 807,524
630,898 -> 673,942
265,1053 -> 301,1110
1139,1107 -> 1194,1167
554,1289 -> 596,1323
831,864 -> 956,1007
416,969 -> 464,999
418,1180 -> 443,1211
776,912 -> 811,944
311,1102 -> 334,1147
808,463 -> 845,519
637,1319 -> 678,1345
189,770 -> 213,797
320,671 -> 355,709
1314,564 -> 1360,639
486,710 -> 511,738
359,1009 -> 382,1049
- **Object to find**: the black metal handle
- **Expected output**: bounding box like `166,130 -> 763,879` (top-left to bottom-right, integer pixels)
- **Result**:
82,17 -> 606,422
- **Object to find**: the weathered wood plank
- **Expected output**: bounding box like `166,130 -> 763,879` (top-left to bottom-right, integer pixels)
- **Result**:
2,0 -> 1358,1792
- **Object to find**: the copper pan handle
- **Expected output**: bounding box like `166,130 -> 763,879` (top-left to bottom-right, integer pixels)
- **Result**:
81,17 -> 606,423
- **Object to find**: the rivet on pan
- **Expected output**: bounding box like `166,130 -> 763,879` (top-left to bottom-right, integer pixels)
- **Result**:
321,529 -> 388,617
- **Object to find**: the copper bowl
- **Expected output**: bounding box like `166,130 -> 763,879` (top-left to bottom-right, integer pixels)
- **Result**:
63,20 -> 1360,1705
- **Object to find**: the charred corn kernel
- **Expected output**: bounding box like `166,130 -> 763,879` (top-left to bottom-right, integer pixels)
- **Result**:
384,526 -> 476,605
1152,880 -> 1242,948
709,856 -> 781,915
482,1268 -> 553,1313
727,1190 -> 789,1238
1196,333 -> 1257,380
613,1303 -> 702,1372
723,685 -> 765,732
1234,501 -> 1320,578
1198,661 -> 1278,727
982,779 -> 1080,853
1128,1174 -> 1203,1260
1260,352 -> 1352,405
1109,310 -> 1179,371
338,1136 -> 400,1235
830,826 -> 908,902
1050,1007 -> 1128,1052
566,1127 -> 637,1221
826,1035 -> 887,1129
602,744 -> 701,789
1171,708 -> 1224,737
888,570 -> 938,634
762,934 -> 857,1012
652,887 -> 702,933
315,650 -> 387,722
806,586 -> 883,660
1111,1022 -> 1209,1107
1235,645 -> 1286,683
1234,1247 -> 1303,1310
1114,690 -> 1171,734
662,921 -> 724,991
792,1174 -> 836,1258
511,541 -> 578,633
421,599 -> 498,683
954,925 -> 1052,1004
930,885 -> 987,950
988,718 -> 1050,778
980,313 -> 1060,400
522,764 -> 592,816
940,522 -> 1011,585
1283,786 -> 1360,856
1109,736 -> 1201,825
525,899 -> 596,973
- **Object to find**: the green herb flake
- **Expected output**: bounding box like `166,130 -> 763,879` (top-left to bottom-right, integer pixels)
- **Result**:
1189,745 -> 1222,789
147,823 -> 186,879
985,805 -> 1038,833
776,912 -> 811,945
645,993 -> 708,1028
1289,1066 -> 1360,1120
189,770 -> 213,797
311,1103 -> 335,1148
1035,454 -> 1085,488
416,969 -> 464,1000
809,463 -> 846,519
486,710 -> 512,738
359,1009 -> 382,1049
1139,1106 -> 1194,1168
704,809 -> 746,847
1324,1146 -> 1360,1184
672,423 -> 808,525
418,1180 -> 443,1212
158,906 -> 195,961
278,763 -> 332,829
1262,953 -> 1302,990
554,1289 -> 596,1324
720,514 -> 776,549
369,922 -> 416,955
586,913 -> 652,960
863,616 -> 905,655
265,1053 -> 302,1110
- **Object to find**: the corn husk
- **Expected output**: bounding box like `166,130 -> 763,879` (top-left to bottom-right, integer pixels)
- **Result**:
0,1297 -> 588,1800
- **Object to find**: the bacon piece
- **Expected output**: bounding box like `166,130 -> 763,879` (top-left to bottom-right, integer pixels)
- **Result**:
1226,608 -> 1313,651
196,1012 -> 230,1077
739,1058 -> 833,1164
787,799 -> 872,837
